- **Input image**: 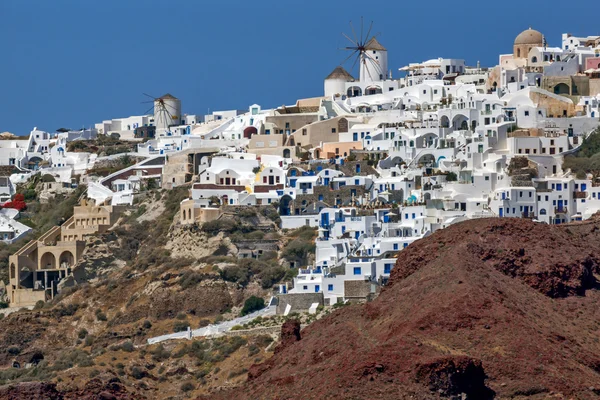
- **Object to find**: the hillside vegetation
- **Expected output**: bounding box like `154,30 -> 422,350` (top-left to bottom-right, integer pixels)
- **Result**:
563,127 -> 600,178
0,185 -> 316,398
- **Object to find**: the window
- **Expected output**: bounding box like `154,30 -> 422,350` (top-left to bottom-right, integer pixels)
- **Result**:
393,243 -> 399,250
303,285 -> 308,290
331,128 -> 336,133
524,111 -> 529,116
353,267 -> 362,275
328,284 -> 333,291
384,264 -> 392,274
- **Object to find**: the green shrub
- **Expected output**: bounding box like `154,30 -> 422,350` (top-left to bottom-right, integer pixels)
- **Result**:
121,341 -> 135,352
282,238 -> 315,265
151,345 -> 171,362
176,312 -> 187,320
241,296 -> 265,316
77,328 -> 88,339
181,382 -> 195,392
173,321 -> 189,333
95,309 -> 107,322
445,171 -> 457,181
258,265 -> 286,289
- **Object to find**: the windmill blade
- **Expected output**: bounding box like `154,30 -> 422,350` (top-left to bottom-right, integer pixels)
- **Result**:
364,51 -> 380,65
342,32 -> 357,47
349,20 -> 359,45
340,49 -> 359,67
364,21 -> 374,44
161,101 -> 179,113
360,16 -> 364,46
144,105 -> 154,115
142,93 -> 156,100
141,100 -> 155,104
363,57 -> 375,81
351,52 -> 361,74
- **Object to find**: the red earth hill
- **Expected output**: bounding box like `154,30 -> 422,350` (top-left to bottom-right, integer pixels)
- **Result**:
204,218 -> 600,399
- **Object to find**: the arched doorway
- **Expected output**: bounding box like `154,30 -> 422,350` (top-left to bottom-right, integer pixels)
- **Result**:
283,149 -> 291,158
554,83 -> 570,95
440,116 -> 450,128
243,126 -> 257,139
59,251 -> 75,268
40,253 -> 56,269
279,195 -> 293,216
347,86 -> 362,97
365,86 -> 382,95
452,114 -> 469,131
418,154 -> 436,167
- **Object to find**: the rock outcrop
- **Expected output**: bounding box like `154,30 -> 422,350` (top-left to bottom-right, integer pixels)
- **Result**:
206,218 -> 600,399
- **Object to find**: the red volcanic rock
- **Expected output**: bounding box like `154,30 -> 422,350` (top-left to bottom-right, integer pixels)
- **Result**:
390,218 -> 599,298
0,382 -> 62,400
415,356 -> 493,398
275,319 -> 301,354
206,218 -> 600,399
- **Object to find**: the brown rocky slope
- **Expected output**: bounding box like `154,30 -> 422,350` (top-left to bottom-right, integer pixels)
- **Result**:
207,218 -> 600,399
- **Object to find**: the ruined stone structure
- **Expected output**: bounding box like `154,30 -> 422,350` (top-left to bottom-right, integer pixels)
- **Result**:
7,200 -> 125,307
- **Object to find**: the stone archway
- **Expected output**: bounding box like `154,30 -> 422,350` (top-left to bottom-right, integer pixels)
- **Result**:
59,251 -> 74,268
40,253 -> 56,269
554,83 -> 570,95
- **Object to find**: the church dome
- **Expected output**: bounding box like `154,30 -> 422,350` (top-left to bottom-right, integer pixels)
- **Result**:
514,28 -> 543,45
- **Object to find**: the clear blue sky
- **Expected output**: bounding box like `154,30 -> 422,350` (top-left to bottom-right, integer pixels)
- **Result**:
1,0 -> 598,134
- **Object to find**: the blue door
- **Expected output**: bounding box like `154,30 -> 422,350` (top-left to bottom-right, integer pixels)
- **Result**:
499,208 -> 504,217
501,192 -> 506,200
557,200 -> 564,211
582,183 -> 587,191
353,132 -> 358,141
315,285 -> 320,293
321,212 -> 329,227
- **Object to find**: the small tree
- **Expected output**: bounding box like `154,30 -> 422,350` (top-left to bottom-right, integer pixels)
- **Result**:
240,296 -> 265,316
445,172 -> 458,182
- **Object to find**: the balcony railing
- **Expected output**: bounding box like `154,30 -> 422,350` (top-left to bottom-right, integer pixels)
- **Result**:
521,212 -> 536,219
555,207 -> 568,214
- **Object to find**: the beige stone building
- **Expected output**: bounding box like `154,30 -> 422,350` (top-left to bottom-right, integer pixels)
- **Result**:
288,117 -> 349,150
7,200 -> 125,307
179,199 -> 222,225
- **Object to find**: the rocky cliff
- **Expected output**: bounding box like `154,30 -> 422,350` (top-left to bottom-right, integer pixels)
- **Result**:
206,218 -> 600,399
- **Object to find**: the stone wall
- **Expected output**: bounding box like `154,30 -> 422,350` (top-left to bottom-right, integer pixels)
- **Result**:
590,79 -> 600,97
222,325 -> 281,338
276,293 -> 323,314
344,280 -> 375,302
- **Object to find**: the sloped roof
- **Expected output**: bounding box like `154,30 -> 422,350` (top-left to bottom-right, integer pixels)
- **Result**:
325,66 -> 355,81
158,93 -> 178,100
365,37 -> 386,51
